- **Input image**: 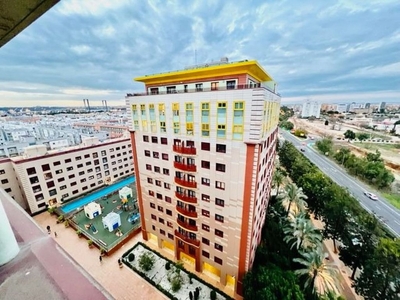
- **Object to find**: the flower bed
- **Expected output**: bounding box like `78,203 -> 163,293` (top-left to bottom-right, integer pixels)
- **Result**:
123,242 -> 233,300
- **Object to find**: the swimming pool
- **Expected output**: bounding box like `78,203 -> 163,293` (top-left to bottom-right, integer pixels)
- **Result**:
61,176 -> 136,214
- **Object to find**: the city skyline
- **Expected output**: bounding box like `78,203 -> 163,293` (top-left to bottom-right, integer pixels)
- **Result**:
0,0 -> 400,107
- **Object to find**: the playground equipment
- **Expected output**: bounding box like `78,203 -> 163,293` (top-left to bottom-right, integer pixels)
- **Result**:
84,202 -> 102,219
102,212 -> 121,232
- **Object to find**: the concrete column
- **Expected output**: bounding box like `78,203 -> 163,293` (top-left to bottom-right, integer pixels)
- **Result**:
0,198 -> 19,266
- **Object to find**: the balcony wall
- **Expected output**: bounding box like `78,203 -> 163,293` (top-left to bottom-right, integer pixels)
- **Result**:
174,230 -> 200,247
173,145 -> 197,155
174,177 -> 197,188
176,218 -> 198,232
173,161 -> 197,172
176,206 -> 198,218
175,192 -> 197,204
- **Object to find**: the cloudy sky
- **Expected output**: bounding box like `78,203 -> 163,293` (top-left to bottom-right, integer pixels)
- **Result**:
0,0 -> 399,107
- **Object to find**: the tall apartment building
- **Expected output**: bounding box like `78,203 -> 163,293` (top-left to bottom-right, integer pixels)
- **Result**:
0,137 -> 134,214
126,59 -> 280,295
301,100 -> 321,118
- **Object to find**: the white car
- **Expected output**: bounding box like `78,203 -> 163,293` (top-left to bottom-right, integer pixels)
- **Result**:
364,192 -> 378,201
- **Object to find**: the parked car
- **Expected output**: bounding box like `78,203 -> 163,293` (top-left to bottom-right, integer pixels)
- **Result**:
128,213 -> 140,224
364,192 -> 378,201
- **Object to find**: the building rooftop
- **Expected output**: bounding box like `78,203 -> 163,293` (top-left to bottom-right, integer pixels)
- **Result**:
134,59 -> 275,85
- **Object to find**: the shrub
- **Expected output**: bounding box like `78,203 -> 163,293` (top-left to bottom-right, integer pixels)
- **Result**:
76,230 -> 82,237
48,207 -> 55,214
87,240 -> 93,247
139,252 -> 155,272
64,220 -> 69,228
165,261 -> 171,270
128,253 -> 135,262
57,215 -> 64,222
210,290 -> 217,300
100,248 -> 107,256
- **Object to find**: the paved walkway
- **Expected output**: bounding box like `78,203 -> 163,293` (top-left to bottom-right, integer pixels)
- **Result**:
34,213 -> 168,300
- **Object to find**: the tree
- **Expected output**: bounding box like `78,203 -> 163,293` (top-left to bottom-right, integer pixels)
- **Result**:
339,214 -> 379,280
282,183 -> 308,216
316,138 -> 333,155
354,238 -> 400,300
280,121 -> 294,130
325,120 -> 329,126
356,133 -> 369,142
243,264 -> 305,300
139,252 -> 155,271
294,247 -> 339,296
284,214 -> 322,250
343,130 -> 356,140
322,190 -> 352,253
333,148 -> 351,165
272,170 -> 285,195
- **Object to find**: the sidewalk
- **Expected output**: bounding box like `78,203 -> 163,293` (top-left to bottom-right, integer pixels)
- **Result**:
33,212 -> 168,300
311,216 -> 362,300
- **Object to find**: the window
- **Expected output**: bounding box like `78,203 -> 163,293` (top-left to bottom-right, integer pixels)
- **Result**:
201,102 -> 210,136
71,181 -> 77,186
53,161 -> 61,166
0,169 -> 4,175
58,177 -> 65,182
79,171 -> 85,176
4,187 -> 11,193
66,166 -> 73,171
162,153 -> 168,161
35,193 -> 44,201
149,190 -> 155,196
151,136 -> 158,143
46,181 -> 55,188
49,189 -> 57,196
167,86 -> 176,94
201,177 -> 210,186
202,250 -> 210,258
156,193 -> 163,199
55,169 -> 63,174
75,156 -> 82,161
94,159 -> 100,165
168,233 -> 174,240
77,163 -> 83,168
202,194 -> 210,202
215,214 -> 224,223
154,166 -> 160,173
164,183 -> 170,190
143,135 -> 149,142
68,174 -> 75,179
26,167 -> 36,175
153,151 -> 159,159
158,206 -> 164,213
215,198 -> 225,207
165,196 -> 172,203
226,80 -> 235,89
29,176 -> 39,184
93,152 -> 99,157
233,101 -> 244,140
101,150 -> 106,156
214,257 -> 223,265
216,144 -> 226,153
202,238 -> 210,245
155,180 -> 161,187
201,160 -> 210,169
65,158 -> 72,163
166,209 -> 172,216
202,224 -> 210,232
1,179 -> 9,184
42,164 -> 50,171
151,214 -> 157,220
167,221 -> 173,228
201,142 -> 210,151
211,82 -> 219,90
202,210 -> 210,217
216,163 -> 225,172
215,243 -> 223,252
147,178 -> 153,184
150,203 -> 156,209
161,137 -> 168,145
186,102 -> 194,135
84,154 -> 90,158
195,83 -> 203,91
216,181 -> 225,190
160,229 -> 166,235
146,164 -> 152,171
215,229 -> 224,238
163,168 -> 170,175
144,150 -> 150,157
60,185 -> 67,190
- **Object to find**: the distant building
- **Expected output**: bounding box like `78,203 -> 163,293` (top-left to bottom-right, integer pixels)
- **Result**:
301,100 -> 321,118
379,102 -> 386,111
336,103 -> 350,113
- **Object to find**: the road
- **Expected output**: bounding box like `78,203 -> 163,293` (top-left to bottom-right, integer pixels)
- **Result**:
280,130 -> 400,237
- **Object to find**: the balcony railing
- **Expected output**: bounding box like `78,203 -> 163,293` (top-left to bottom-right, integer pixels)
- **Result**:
174,177 -> 197,188
177,218 -> 198,232
175,192 -> 197,204
174,230 -> 200,247
173,145 -> 197,155
174,161 -> 197,172
126,84 -> 280,97
176,206 -> 198,218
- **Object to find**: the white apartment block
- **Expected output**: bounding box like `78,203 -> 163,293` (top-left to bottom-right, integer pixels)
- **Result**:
0,137 -> 134,214
301,100 -> 321,118
126,59 -> 280,296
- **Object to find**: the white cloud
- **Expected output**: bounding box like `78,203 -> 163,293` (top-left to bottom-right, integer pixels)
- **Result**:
70,45 -> 91,55
56,0 -> 131,16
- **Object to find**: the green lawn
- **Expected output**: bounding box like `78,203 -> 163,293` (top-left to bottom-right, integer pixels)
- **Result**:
353,142 -> 400,152
382,193 -> 400,210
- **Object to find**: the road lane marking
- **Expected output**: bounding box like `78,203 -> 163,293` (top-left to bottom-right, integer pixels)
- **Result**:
376,206 -> 381,210
395,220 -> 400,226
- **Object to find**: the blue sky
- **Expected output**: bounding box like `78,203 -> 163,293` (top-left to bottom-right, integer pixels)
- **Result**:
0,0 -> 399,107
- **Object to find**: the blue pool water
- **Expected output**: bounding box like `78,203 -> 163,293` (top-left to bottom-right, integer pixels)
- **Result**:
61,176 -> 136,214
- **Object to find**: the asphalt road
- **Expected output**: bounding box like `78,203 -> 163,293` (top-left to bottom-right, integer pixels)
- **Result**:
279,130 -> 400,237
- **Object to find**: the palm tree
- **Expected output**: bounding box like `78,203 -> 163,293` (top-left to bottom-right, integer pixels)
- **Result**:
272,170 -> 284,195
284,214 -> 322,250
282,183 -> 308,216
294,247 -> 339,296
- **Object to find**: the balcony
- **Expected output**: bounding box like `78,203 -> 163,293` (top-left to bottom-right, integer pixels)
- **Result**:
175,192 -> 197,204
174,161 -> 197,172
174,177 -> 197,188
173,145 -> 197,155
177,218 -> 198,232
176,206 -> 198,218
174,230 -> 200,247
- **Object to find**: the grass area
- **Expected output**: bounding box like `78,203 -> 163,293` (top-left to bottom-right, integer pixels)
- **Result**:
382,193 -> 400,210
353,142 -> 400,152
